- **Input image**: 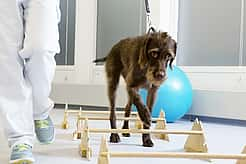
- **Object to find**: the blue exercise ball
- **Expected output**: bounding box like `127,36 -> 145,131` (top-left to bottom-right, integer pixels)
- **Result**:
133,66 -> 193,122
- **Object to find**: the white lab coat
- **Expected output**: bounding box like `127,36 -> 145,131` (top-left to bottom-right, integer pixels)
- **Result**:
0,0 -> 60,148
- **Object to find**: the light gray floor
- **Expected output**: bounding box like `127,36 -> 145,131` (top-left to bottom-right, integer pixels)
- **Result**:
0,109 -> 246,164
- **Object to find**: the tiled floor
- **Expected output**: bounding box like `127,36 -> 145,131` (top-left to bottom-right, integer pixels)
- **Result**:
0,109 -> 246,164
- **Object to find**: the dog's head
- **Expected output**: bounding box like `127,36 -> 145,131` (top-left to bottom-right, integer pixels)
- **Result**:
138,32 -> 177,86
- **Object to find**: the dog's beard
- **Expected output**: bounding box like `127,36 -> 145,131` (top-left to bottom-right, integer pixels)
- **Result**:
146,69 -> 166,87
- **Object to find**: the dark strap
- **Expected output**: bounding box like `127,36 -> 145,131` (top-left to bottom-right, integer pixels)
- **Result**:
145,0 -> 151,14
147,26 -> 156,34
145,0 -> 156,33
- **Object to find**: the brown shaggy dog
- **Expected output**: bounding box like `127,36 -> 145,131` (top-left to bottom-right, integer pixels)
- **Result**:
94,32 -> 177,147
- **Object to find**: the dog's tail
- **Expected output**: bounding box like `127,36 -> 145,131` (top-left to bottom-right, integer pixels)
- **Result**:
93,57 -> 107,63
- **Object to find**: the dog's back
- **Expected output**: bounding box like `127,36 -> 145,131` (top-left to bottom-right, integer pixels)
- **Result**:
105,35 -> 146,80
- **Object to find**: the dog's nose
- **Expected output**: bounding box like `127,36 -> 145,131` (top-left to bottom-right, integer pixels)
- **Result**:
154,71 -> 165,80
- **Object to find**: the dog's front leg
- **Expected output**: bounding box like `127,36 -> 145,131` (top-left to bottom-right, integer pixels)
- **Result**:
122,100 -> 132,137
142,85 -> 159,147
127,86 -> 153,147
127,86 -> 151,127
147,85 -> 159,113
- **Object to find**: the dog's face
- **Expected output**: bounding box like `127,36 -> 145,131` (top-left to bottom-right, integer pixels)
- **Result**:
139,32 -> 177,86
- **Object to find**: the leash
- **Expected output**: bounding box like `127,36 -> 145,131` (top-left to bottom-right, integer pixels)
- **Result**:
144,0 -> 156,33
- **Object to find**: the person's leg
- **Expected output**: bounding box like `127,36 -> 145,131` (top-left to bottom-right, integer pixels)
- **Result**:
19,0 -> 60,121
0,0 -> 35,163
0,0 -> 34,149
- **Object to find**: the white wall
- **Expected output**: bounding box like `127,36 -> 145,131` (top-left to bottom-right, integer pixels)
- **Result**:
51,0 -> 246,120
151,0 -> 179,40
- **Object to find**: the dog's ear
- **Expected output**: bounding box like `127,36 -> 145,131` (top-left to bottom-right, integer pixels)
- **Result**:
138,35 -> 151,69
161,32 -> 169,39
167,37 -> 177,69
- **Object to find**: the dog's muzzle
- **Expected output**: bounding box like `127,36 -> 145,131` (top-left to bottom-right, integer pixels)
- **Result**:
154,71 -> 166,81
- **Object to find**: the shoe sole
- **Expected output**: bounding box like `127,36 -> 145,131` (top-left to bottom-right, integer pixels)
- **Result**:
10,158 -> 35,164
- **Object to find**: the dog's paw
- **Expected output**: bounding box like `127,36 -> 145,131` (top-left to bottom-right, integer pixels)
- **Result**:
110,133 -> 121,143
143,139 -> 154,147
142,134 -> 154,147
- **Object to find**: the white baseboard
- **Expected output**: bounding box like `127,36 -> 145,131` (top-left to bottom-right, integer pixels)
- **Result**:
50,84 -> 127,108
189,90 -> 246,120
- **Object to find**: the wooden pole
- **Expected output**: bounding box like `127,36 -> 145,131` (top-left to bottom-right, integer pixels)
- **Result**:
100,152 -> 246,160
97,137 -> 246,163
87,128 -> 203,135
65,109 -> 138,115
78,116 -> 164,121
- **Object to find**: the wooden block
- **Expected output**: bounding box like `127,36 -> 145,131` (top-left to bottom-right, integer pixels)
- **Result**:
61,111 -> 69,129
73,131 -> 82,140
73,112 -> 84,139
135,114 -> 143,129
237,146 -> 246,164
98,136 -> 110,164
154,110 -> 169,141
75,119 -> 83,139
184,118 -> 208,153
61,121 -> 69,129
80,118 -> 92,160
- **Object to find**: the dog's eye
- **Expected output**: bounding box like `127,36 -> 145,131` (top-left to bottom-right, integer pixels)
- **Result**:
148,48 -> 160,59
151,52 -> 159,58
166,53 -> 173,60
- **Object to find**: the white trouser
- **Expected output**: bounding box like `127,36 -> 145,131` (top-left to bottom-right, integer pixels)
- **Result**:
0,0 -> 60,147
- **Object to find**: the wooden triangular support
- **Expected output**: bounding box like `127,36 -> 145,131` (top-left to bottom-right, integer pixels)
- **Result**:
73,119 -> 83,140
184,118 -> 208,153
135,114 -> 143,129
61,104 -> 69,129
236,146 -> 246,164
154,110 -> 169,141
79,118 -> 92,160
73,107 -> 83,140
98,136 -> 110,164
